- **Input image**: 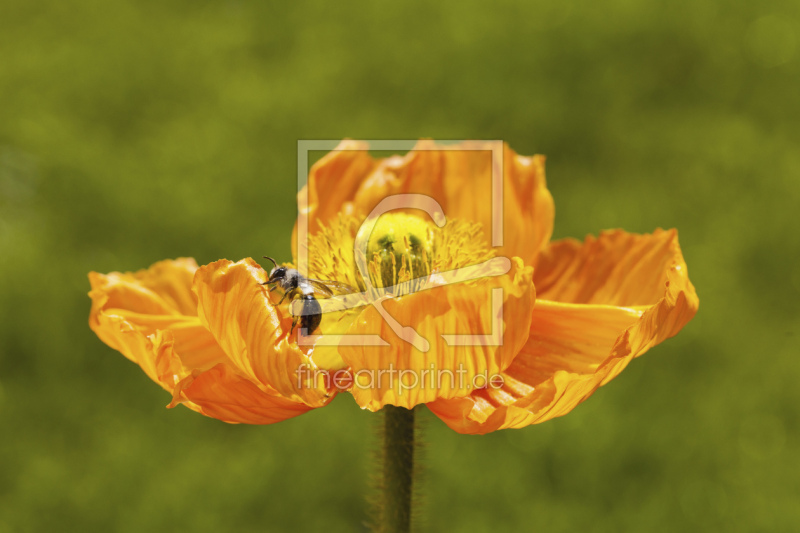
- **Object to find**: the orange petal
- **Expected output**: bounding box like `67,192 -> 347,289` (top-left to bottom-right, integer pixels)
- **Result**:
169,363 -> 314,424
293,140 -> 555,267
428,229 -> 698,434
192,258 -> 330,407
90,258 -> 320,423
88,259 -> 227,388
292,140 -> 377,258
533,228 -> 687,305
91,312 -> 185,391
89,257 -> 199,317
339,257 -> 534,410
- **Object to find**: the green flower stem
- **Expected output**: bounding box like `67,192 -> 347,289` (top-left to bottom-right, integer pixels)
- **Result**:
380,405 -> 416,533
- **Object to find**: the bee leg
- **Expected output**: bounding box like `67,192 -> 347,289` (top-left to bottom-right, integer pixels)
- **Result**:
278,291 -> 290,305
290,316 -> 298,337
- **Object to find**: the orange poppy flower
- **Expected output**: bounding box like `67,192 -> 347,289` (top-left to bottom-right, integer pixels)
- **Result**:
88,140 -> 698,434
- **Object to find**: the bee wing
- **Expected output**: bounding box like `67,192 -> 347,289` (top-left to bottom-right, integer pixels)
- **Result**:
305,278 -> 357,296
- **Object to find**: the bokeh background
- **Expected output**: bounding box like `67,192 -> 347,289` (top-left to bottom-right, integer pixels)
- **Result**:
1,0 -> 798,531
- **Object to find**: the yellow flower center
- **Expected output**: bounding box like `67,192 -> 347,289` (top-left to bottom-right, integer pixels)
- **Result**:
299,212 -> 495,371
360,213 -> 434,294
306,212 -> 494,299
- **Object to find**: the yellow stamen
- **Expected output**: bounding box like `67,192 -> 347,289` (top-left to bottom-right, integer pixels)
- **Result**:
305,212 -> 494,300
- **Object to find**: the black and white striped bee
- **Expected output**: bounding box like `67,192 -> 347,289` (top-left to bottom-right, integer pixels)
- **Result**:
260,256 -> 356,337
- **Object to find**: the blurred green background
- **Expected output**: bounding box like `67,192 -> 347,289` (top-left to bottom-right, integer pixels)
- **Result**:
1,0 -> 798,531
